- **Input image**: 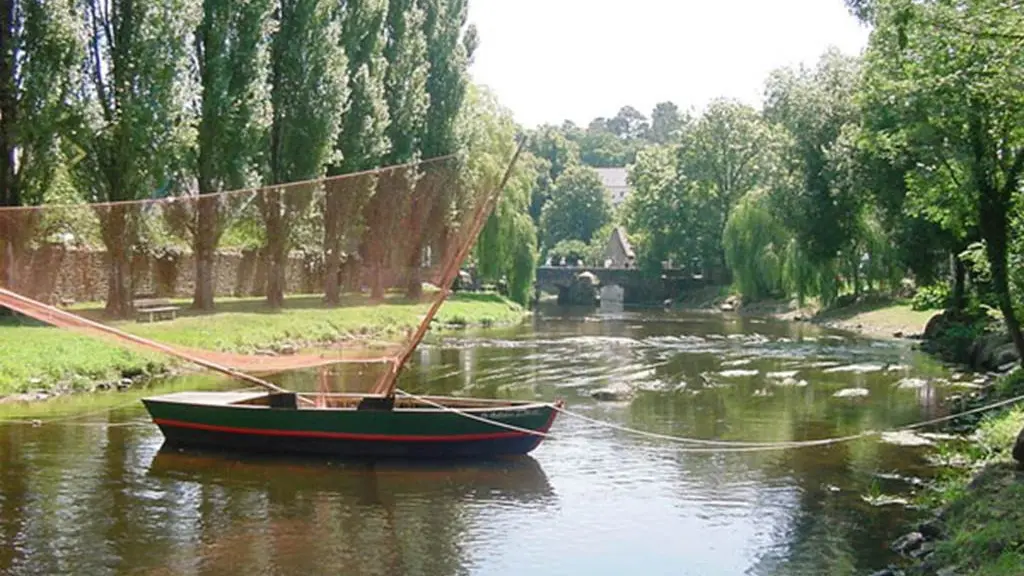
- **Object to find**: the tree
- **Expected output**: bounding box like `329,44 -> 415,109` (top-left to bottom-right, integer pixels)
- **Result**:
763,49 -> 863,269
539,165 -> 611,250
187,0 -> 270,310
465,87 -> 539,305
324,0 -> 388,305
401,0 -> 472,299
864,0 -> 1024,362
622,144 -> 687,271
261,0 -> 346,307
0,0 -> 78,293
382,0 -> 427,165
525,124 -> 580,223
676,98 -> 776,278
607,105 -> 649,141
68,0 -> 195,317
723,189 -> 790,300
649,101 -> 686,145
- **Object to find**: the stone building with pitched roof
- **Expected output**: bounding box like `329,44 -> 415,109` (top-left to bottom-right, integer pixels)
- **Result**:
602,226 -> 635,269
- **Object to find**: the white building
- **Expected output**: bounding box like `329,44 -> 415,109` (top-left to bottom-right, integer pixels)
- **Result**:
594,167 -> 629,207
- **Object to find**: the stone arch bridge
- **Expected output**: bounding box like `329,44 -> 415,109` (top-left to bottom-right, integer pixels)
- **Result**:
535,266 -> 705,305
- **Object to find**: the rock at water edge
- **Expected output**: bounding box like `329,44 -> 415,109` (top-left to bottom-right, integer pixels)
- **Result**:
1013,425 -> 1024,465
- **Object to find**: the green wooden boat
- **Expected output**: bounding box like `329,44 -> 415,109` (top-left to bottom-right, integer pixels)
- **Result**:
142,390 -> 562,459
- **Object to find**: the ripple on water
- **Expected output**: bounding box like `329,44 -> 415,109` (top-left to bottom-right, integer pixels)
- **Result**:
823,363 -> 886,374
719,369 -> 760,378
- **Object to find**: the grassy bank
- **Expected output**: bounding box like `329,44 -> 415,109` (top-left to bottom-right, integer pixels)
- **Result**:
899,372 -> 1024,575
0,291 -> 527,396
686,289 -> 941,341
809,298 -> 940,339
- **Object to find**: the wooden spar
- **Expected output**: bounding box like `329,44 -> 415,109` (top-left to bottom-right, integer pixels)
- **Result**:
0,286 -> 305,400
372,137 -> 528,398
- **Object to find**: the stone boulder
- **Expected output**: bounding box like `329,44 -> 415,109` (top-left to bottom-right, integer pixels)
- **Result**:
1013,425 -> 1024,466
968,332 -> 1012,370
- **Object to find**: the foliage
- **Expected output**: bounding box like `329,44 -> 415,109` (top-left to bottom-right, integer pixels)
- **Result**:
723,190 -> 789,301
911,283 -> 950,312
0,0 -> 80,209
66,0 -> 196,317
764,48 -> 863,267
382,0 -> 428,164
864,0 -> 1024,361
546,239 -> 590,267
187,0 -> 272,309
261,0 -> 346,307
539,165 -> 611,251
332,0 -> 389,175
649,101 -> 687,145
462,86 -> 539,306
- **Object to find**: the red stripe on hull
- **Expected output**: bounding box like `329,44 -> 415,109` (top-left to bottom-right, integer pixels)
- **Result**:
152,415 -> 554,443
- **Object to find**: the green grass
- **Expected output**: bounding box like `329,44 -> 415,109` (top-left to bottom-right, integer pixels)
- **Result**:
0,291 -> 527,396
813,298 -> 940,337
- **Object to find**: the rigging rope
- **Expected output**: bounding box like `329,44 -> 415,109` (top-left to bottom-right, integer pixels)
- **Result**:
395,386 -> 1024,454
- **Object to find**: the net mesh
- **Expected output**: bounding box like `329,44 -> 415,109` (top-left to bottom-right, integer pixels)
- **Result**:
0,152 -> 518,396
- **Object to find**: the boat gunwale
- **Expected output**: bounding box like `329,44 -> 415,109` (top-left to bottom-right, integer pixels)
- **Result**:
141,392 -> 558,415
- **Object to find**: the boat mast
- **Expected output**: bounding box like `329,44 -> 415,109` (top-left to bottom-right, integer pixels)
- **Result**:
371,138 -> 527,398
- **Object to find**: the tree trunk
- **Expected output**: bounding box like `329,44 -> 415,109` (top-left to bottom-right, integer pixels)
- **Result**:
192,195 -> 218,310
102,205 -> 132,318
951,251 -> 967,313
267,236 -> 287,308
405,248 -> 422,300
262,193 -> 287,308
323,203 -> 342,306
989,245 -> 1024,368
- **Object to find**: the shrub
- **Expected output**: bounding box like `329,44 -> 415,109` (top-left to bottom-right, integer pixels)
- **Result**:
912,283 -> 951,311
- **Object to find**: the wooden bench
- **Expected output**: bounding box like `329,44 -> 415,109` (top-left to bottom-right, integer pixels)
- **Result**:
134,298 -> 180,323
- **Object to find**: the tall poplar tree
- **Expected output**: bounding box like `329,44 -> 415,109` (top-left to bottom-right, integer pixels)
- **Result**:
69,0 -> 195,317
404,0 -> 472,299
188,0 -> 270,310
260,0 -> 345,307
0,0 -> 79,292
358,0 -> 427,300
324,0 -> 387,305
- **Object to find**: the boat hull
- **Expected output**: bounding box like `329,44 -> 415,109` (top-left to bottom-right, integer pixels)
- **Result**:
142,392 -> 559,460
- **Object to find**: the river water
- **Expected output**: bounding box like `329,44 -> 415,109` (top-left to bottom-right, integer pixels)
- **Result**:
0,306 -> 971,576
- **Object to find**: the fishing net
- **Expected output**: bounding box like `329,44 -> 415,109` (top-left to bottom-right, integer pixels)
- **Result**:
0,151 -> 521,396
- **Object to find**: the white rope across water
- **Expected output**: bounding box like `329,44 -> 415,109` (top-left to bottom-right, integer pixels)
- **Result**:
395,387 -> 1024,454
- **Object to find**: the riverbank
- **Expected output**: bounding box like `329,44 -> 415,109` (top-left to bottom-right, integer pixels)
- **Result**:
0,291 -> 528,399
678,289 -> 940,341
880,371 -> 1024,576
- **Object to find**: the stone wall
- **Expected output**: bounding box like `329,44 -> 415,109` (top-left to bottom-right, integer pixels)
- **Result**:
12,245 -> 318,303
11,244 -> 445,304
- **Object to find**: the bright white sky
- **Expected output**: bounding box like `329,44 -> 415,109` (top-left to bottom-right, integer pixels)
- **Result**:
467,0 -> 870,128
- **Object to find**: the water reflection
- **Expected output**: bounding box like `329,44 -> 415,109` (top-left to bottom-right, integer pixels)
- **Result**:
0,307 -> 959,575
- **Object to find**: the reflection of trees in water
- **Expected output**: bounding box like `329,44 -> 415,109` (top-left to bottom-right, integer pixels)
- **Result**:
0,428 -> 28,572
135,450 -> 554,575
743,420 -> 925,576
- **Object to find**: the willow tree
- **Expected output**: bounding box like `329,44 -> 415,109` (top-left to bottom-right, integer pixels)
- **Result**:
69,0 -> 194,317
865,0 -> 1024,362
466,86 -> 539,305
0,0 -> 78,292
324,0 -> 388,305
723,190 -> 789,301
260,0 -> 345,307
188,0 -> 271,310
404,0 -> 473,299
